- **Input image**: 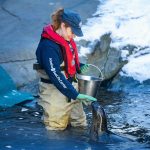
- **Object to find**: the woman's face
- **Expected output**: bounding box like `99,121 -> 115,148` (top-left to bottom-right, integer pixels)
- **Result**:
61,23 -> 76,41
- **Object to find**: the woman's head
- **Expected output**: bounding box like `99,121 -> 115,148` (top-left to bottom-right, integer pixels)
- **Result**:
51,8 -> 83,41
51,8 -> 64,31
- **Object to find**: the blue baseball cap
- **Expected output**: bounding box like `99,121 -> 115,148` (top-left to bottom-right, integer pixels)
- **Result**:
61,9 -> 83,37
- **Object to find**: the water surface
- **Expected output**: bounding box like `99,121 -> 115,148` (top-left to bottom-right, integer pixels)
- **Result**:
0,87 -> 150,149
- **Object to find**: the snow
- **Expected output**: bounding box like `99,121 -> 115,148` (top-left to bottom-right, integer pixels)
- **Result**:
76,0 -> 150,82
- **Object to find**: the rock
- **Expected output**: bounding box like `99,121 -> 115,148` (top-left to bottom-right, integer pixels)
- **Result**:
0,0 -> 99,88
85,33 -> 127,80
1,60 -> 37,87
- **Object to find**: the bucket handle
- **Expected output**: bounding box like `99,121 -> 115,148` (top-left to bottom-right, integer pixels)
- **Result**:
88,64 -> 104,80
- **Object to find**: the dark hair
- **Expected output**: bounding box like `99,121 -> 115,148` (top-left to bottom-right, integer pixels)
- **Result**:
51,8 -> 69,31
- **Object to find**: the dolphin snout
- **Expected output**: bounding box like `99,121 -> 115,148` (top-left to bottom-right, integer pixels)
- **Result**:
91,102 -> 106,119
91,102 -> 101,112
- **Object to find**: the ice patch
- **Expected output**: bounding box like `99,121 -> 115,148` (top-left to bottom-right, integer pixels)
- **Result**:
121,50 -> 129,60
121,53 -> 150,82
5,145 -> 12,148
21,108 -> 28,112
79,46 -> 91,57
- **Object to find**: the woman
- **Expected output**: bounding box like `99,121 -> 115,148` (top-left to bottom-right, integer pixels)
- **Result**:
35,8 -> 97,130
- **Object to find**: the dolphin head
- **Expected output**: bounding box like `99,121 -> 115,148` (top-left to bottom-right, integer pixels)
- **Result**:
90,101 -> 108,141
90,102 -> 133,143
91,101 -> 108,132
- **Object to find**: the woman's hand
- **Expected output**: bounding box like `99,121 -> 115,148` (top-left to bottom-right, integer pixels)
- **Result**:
77,93 -> 97,102
80,64 -> 89,73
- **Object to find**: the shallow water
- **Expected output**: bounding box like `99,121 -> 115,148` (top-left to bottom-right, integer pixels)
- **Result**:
96,88 -> 150,144
0,88 -> 150,150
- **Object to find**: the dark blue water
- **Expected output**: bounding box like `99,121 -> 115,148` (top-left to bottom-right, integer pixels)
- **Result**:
0,85 -> 150,150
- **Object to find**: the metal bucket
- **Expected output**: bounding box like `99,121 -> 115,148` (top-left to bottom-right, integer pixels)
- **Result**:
77,64 -> 104,97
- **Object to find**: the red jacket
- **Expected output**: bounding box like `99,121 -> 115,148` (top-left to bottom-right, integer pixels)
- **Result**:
41,25 -> 80,78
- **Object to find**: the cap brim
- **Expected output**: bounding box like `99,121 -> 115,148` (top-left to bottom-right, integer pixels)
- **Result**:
72,27 -> 83,37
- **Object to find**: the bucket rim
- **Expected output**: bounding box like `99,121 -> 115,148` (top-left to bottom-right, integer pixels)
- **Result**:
76,73 -> 103,81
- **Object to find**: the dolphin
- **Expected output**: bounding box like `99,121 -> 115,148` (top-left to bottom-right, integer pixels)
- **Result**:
90,101 -> 132,143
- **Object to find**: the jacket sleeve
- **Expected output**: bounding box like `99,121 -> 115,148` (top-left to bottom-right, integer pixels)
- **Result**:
41,44 -> 79,100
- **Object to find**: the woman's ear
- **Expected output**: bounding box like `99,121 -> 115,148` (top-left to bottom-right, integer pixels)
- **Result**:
60,22 -> 66,29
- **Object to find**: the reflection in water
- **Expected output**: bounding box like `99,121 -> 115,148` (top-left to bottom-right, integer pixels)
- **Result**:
0,88 -> 150,149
